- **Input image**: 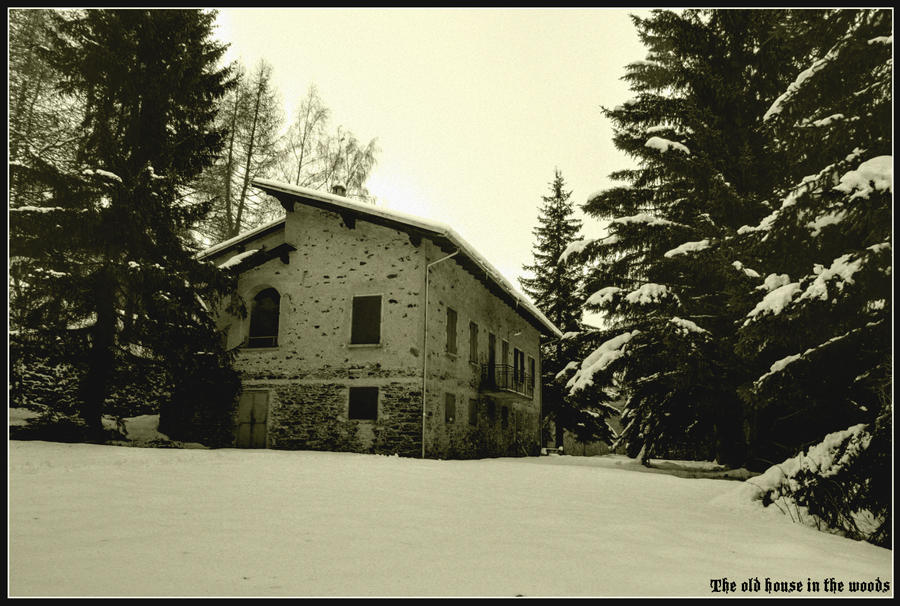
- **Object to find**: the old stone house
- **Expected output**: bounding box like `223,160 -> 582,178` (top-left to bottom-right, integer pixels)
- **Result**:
199,179 -> 561,458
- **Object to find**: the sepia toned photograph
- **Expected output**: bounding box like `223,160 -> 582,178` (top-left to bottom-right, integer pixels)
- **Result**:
8,7 -> 892,597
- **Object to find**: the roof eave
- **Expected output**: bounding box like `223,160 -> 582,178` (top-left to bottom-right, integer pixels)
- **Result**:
208,179 -> 563,339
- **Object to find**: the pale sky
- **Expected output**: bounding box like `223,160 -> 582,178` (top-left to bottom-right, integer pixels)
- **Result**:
214,8 -> 648,295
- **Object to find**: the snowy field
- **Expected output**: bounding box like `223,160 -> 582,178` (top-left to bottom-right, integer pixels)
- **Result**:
9,441 -> 892,597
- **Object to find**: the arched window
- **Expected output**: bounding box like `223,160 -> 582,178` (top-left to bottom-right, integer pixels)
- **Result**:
248,288 -> 280,348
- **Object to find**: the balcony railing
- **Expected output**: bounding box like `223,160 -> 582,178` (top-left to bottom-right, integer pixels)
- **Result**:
480,364 -> 534,398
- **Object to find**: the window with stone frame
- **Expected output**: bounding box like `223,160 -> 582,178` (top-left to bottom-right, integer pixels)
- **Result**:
486,400 -> 496,423
513,348 -> 525,382
248,288 -> 280,348
446,307 -> 458,354
351,294 -> 382,345
468,321 -> 478,363
348,386 -> 378,420
445,393 -> 456,423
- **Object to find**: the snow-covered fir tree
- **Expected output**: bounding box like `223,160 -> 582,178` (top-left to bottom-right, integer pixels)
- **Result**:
9,9 -> 240,437
735,9 -> 891,488
561,10 -> 825,466
520,170 -> 615,446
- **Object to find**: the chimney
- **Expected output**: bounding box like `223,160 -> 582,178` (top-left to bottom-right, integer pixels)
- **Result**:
331,183 -> 347,197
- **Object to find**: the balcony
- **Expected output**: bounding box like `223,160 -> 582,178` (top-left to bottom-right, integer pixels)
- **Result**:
480,364 -> 534,399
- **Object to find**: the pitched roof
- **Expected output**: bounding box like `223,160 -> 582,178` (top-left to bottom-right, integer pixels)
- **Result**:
201,179 -> 562,338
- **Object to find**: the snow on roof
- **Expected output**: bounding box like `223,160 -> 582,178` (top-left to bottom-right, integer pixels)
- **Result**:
199,216 -> 286,259
202,179 -> 562,338
218,248 -> 261,269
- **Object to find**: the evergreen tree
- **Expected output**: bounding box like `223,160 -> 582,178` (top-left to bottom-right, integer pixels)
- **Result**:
520,170 -> 611,447
520,170 -> 584,335
9,9 -> 239,437
735,9 -> 892,463
563,10 -> 822,466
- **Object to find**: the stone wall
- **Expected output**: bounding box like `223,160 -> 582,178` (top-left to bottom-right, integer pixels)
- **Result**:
421,239 -> 543,458
234,379 -> 422,457
205,202 -> 546,458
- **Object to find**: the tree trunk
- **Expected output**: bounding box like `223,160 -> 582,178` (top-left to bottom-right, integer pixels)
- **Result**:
222,84 -> 241,238
79,273 -> 117,440
234,77 -> 263,238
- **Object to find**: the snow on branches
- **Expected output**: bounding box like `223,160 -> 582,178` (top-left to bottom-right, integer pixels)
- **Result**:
832,155 -> 892,201
744,280 -> 801,324
558,238 -> 594,264
664,239 -> 710,258
566,331 -> 639,395
644,136 -> 690,155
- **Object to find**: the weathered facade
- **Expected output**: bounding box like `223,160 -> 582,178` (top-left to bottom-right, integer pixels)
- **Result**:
199,180 -> 561,458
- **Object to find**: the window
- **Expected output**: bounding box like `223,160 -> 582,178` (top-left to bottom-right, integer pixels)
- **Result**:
469,321 -> 478,363
468,399 -> 478,425
351,295 -> 382,344
446,307 -> 457,354
502,340 -> 509,367
514,348 -> 525,381
248,288 -> 280,348
486,400 -> 496,423
528,356 -> 536,389
445,393 -> 456,423
348,387 -> 378,420
501,406 -> 509,429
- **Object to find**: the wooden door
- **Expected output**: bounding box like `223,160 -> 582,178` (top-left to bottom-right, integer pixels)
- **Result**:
237,390 -> 269,448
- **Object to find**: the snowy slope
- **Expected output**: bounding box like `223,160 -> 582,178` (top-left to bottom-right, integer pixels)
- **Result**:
9,442 -> 892,597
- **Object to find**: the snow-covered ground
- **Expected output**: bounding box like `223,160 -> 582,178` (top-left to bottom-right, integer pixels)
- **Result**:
9,441 -> 892,597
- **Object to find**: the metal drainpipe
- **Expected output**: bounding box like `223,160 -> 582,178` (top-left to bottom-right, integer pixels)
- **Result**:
422,248 -> 459,459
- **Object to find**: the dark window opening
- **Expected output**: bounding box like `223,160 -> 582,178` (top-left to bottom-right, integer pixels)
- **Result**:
446,307 -> 457,354
468,399 -> 478,425
351,295 -> 382,344
248,288 -> 280,348
469,321 -> 478,363
349,386 -> 378,420
514,348 -> 525,381
488,333 -> 496,383
528,356 -> 536,389
486,400 -> 496,423
445,393 -> 456,423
